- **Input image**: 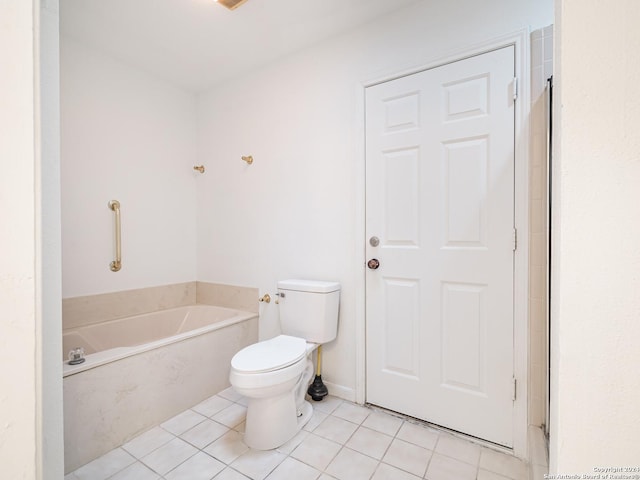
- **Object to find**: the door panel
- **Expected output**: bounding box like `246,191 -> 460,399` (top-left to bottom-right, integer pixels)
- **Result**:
383,277 -> 421,377
383,148 -> 420,245
365,46 -> 515,447
443,138 -> 487,247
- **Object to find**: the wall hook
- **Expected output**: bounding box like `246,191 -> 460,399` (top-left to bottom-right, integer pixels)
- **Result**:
193,165 -> 205,174
241,155 -> 253,165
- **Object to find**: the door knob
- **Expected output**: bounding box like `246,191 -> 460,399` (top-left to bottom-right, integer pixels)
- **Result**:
367,258 -> 380,270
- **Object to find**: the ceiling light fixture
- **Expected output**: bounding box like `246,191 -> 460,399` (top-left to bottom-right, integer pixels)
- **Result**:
215,0 -> 250,10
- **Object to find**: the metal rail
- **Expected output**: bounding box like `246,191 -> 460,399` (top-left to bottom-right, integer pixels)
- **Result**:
108,200 -> 122,272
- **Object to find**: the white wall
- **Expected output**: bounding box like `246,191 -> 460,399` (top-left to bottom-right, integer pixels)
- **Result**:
550,0 -> 640,470
0,2 -> 38,477
60,38 -> 198,298
0,0 -> 63,477
197,0 -> 553,399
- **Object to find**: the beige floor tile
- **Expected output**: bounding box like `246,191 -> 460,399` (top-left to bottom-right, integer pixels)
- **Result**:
425,453 -> 477,480
479,449 -> 527,480
372,462 -> 422,480
109,461 -> 160,480
434,434 -> 481,466
361,412 -> 403,437
265,457 -> 321,480
325,447 -> 379,480
140,438 -> 198,475
345,426 -> 393,460
276,429 -> 309,455
218,387 -> 244,403
165,451 -> 225,480
477,469 -> 513,480
313,396 -> 343,414
203,430 -> 249,465
212,404 -> 247,429
304,409 -> 328,432
331,402 -> 371,425
382,438 -> 431,477
122,426 -> 175,459
313,415 -> 359,444
396,422 -> 439,451
192,395 -> 234,418
72,448 -> 136,480
161,409 -> 207,436
181,419 -> 230,449
290,433 -> 342,471
230,448 -> 286,480
214,467 -> 251,479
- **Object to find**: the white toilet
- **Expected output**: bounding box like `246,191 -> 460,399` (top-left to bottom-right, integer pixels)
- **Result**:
229,279 -> 340,450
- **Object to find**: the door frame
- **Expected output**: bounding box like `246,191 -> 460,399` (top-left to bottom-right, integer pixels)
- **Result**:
354,29 -> 531,459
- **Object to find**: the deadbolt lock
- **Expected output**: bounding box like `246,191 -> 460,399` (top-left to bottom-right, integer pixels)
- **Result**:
369,236 -> 380,247
367,258 -> 380,270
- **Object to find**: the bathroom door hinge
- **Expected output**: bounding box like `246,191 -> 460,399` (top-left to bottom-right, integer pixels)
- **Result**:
512,77 -> 518,102
512,227 -> 518,251
512,377 -> 517,401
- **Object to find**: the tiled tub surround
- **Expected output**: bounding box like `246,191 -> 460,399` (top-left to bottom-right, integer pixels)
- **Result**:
66,390 -> 528,480
62,282 -> 259,331
63,283 -> 259,473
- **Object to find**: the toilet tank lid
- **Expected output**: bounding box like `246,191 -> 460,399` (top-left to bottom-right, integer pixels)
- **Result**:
277,279 -> 340,293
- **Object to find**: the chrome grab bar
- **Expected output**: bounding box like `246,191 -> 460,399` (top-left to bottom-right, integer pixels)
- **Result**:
108,200 -> 122,272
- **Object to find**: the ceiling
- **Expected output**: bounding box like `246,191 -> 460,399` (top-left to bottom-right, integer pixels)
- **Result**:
60,0 -> 422,93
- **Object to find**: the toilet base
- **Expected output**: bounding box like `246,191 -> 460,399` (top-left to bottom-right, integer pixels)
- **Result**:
297,400 -> 313,429
241,360 -> 314,450
244,396 -> 313,451
235,357 -> 313,450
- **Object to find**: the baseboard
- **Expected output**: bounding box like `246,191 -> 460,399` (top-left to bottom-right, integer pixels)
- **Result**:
322,381 -> 356,403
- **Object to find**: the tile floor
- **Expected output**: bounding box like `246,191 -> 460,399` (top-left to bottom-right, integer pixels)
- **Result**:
66,388 -> 528,480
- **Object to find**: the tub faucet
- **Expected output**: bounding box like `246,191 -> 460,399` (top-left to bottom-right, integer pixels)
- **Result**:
68,347 -> 85,365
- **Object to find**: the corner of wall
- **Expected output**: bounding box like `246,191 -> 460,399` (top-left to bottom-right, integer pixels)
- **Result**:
39,0 -> 64,477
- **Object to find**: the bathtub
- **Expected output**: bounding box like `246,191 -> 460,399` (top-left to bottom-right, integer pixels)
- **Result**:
63,304 -> 258,473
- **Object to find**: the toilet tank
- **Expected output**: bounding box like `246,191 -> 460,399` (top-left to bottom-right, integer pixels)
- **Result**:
277,279 -> 340,344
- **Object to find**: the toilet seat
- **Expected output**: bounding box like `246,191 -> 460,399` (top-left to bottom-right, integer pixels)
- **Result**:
231,335 -> 307,374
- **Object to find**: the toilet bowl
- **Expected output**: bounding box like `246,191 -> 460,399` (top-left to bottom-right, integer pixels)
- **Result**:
230,335 -> 316,450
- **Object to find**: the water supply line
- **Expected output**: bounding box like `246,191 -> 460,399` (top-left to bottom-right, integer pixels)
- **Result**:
307,345 -> 328,401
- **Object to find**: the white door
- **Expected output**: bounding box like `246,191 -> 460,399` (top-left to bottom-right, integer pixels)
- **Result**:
365,46 -> 515,447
